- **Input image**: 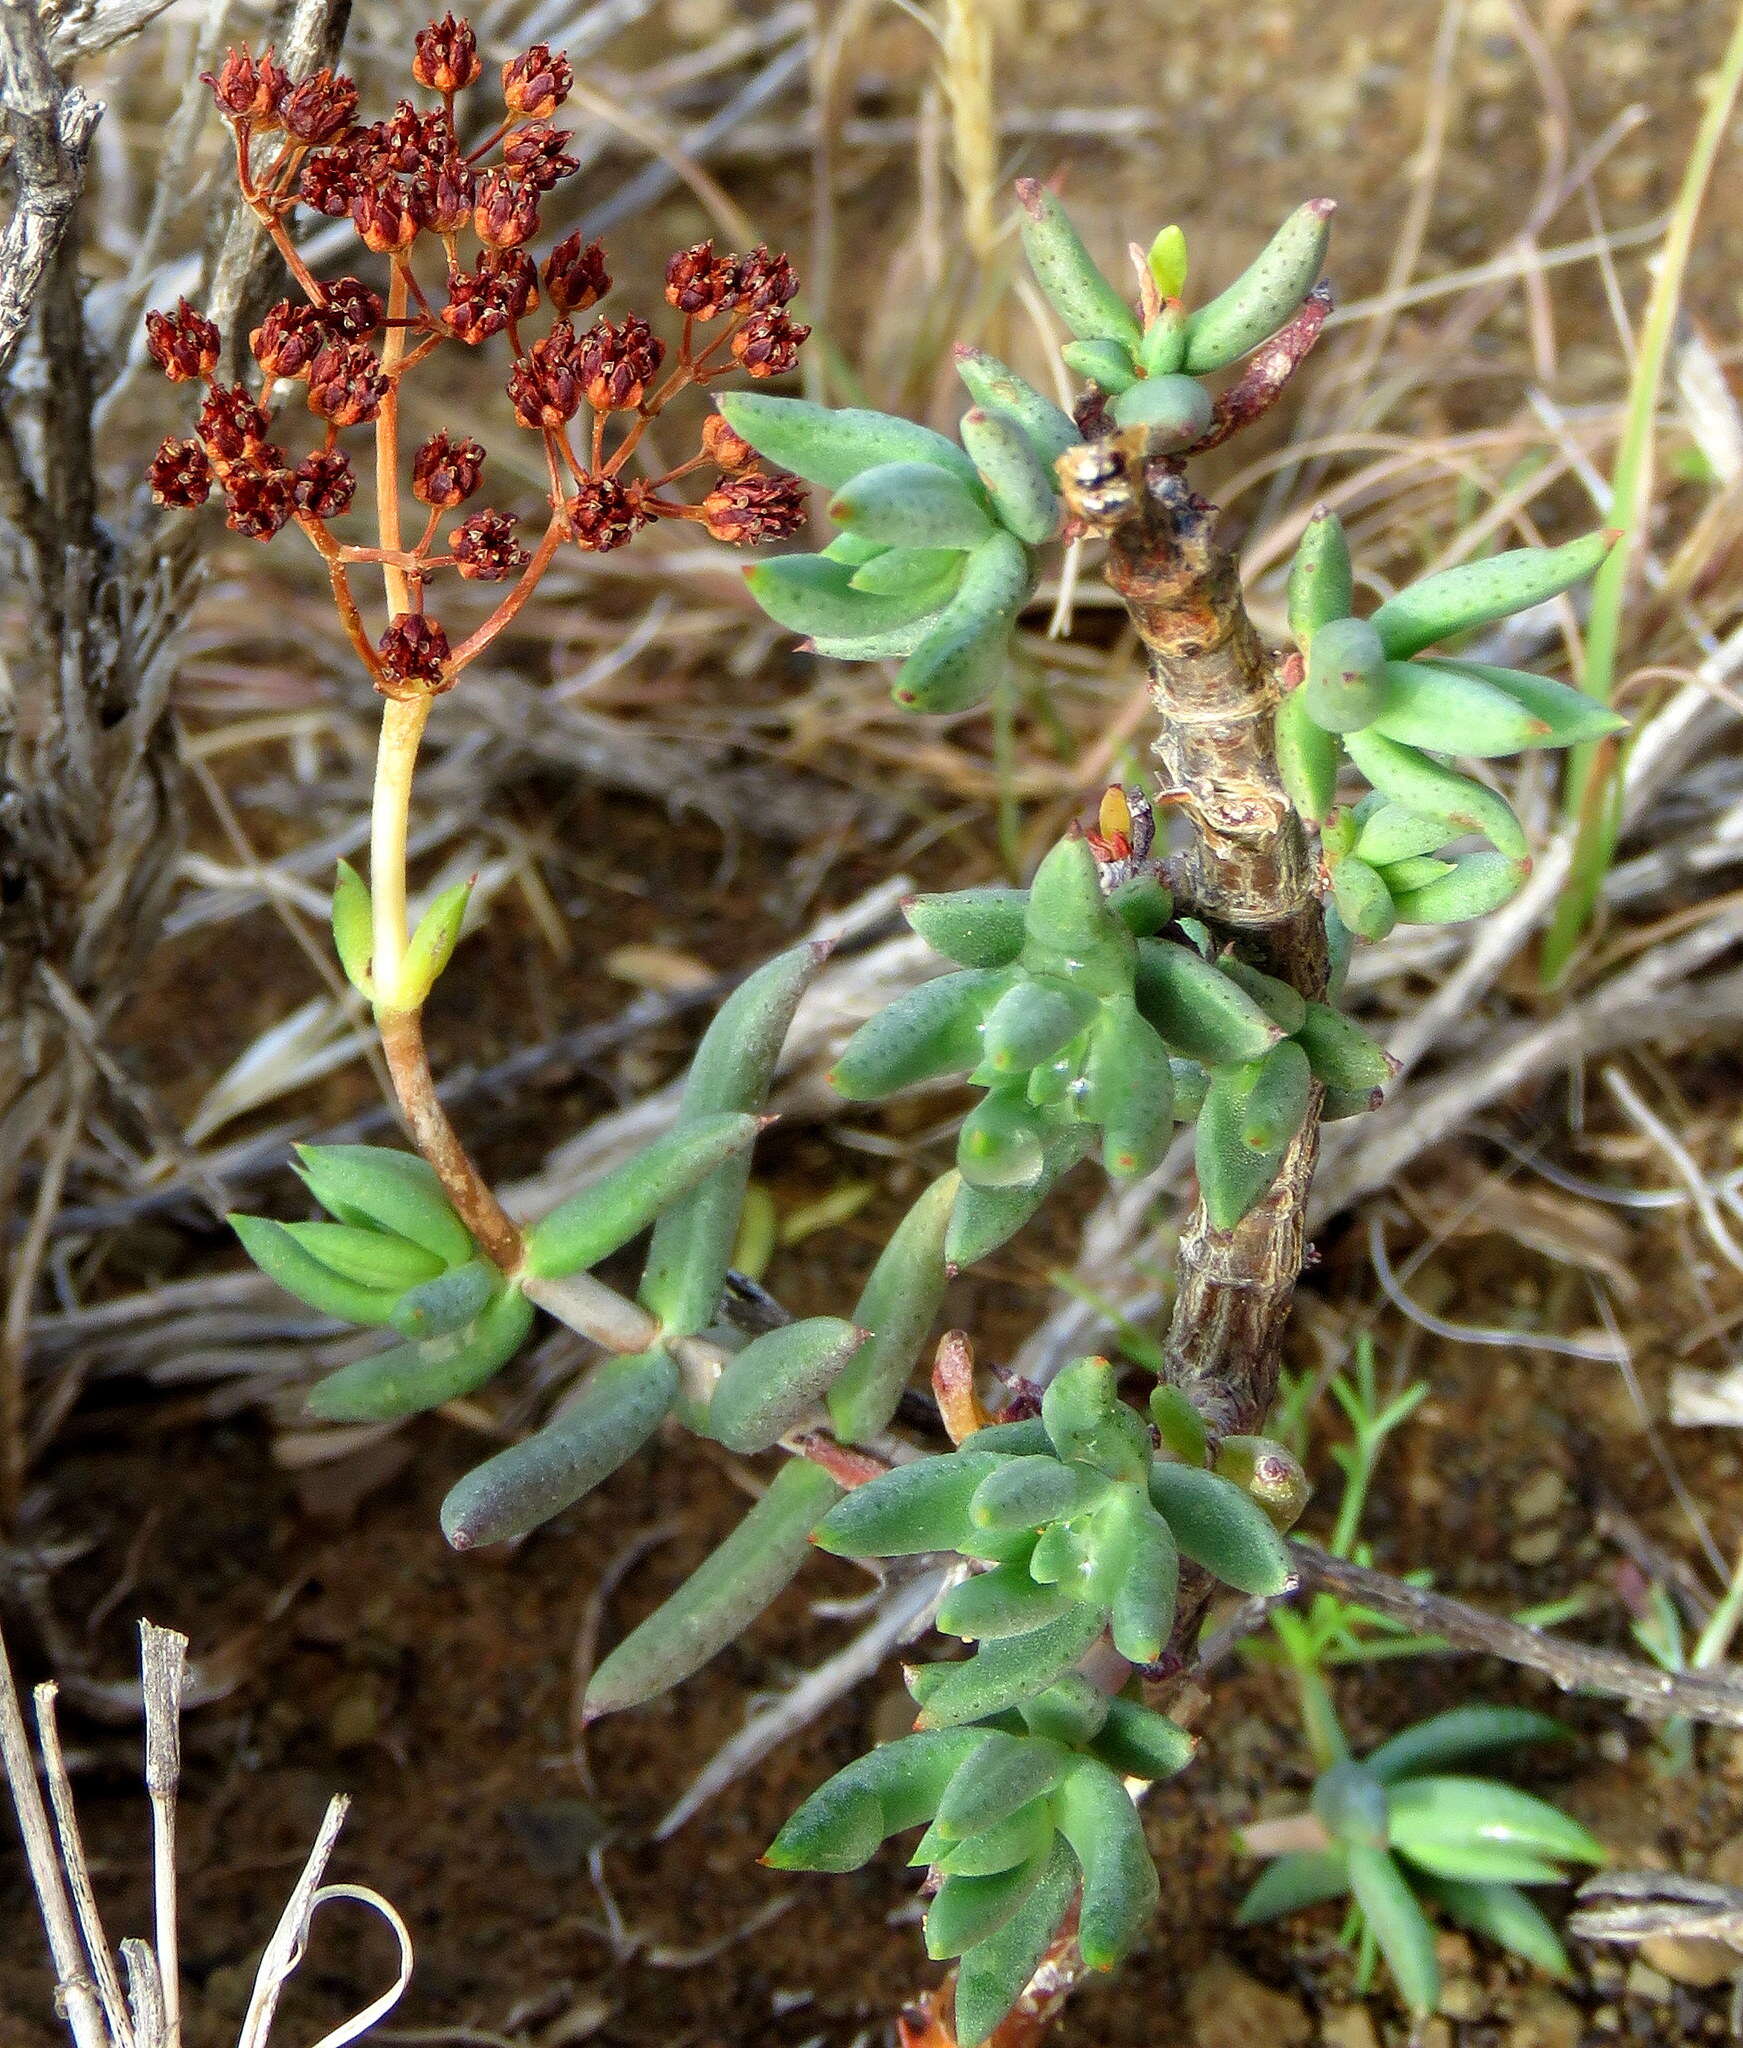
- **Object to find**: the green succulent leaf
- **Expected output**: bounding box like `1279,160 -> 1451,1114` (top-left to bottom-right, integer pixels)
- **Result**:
937,1565 -> 1081,1642
980,976 -> 1099,1075
1347,1845 -> 1441,2015
766,1727 -> 991,1871
1313,1760 -> 1392,1850
903,886 -> 1029,969
1235,1848 -> 1351,1925
831,967 -> 1004,1100
1050,1756 -> 1160,1970
1370,661 -> 1557,757
1343,727 -> 1528,858
388,1255 -> 500,1339
1425,658 -> 1628,745
1385,1776 -> 1604,1878
293,1143 -> 474,1268
952,1835 -> 1079,2048
331,860 -> 374,997
1042,1356 -> 1151,1481
1147,1459 -> 1294,1595
231,1214 -> 403,1327
745,553 -> 952,640
1016,181 -> 1142,349
1088,1695 -> 1196,1782
1366,1706 -> 1570,1783
961,404 -> 1063,545
1275,686 -> 1342,824
952,345 -> 1081,466
921,1795 -> 1057,1876
1419,1875 -> 1572,1980
849,545 -> 968,599
398,877 -> 472,1009
1134,939 -> 1284,1066
926,1842 -> 1054,1961
935,1731 -> 1075,1841
828,1170 -> 960,1442
814,1449 -> 1009,1557
440,1347 -> 678,1548
1305,615 -> 1388,733
584,1457 -> 842,1719
911,1603 -> 1108,1729
523,1113 -> 761,1281
1108,372 -> 1213,446
718,390 -> 980,490
1389,850 -> 1530,925
306,1286 -> 533,1420
891,529 -> 1035,714
277,1218 -> 444,1293
1082,996 -> 1174,1179
828,460 -> 995,550
707,1315 -> 867,1453
1182,200 -> 1333,374
945,1125 -> 1093,1268
1287,509 -> 1354,649
1368,531 -> 1615,660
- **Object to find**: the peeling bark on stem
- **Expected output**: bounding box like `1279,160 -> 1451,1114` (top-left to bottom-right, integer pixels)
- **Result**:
1060,441 -> 1327,1442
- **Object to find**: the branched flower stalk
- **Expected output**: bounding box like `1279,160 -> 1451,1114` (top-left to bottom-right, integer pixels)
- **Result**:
149,71 -> 1639,2047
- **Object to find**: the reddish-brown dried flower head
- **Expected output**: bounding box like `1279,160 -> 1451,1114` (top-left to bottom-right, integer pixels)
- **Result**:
292,449 -> 357,517
351,180 -> 420,254
146,299 -> 221,382
566,474 -> 646,552
732,309 -> 809,379
543,234 -> 609,315
382,100 -> 449,172
729,246 -> 799,312
664,240 -> 735,320
411,154 -> 474,234
250,301 -> 326,381
223,467 -> 296,540
148,436 -> 213,508
451,509 -> 529,581
322,277 -> 385,341
377,613 -> 453,694
702,411 -> 757,474
701,470 -> 808,545
442,250 -> 537,344
502,125 -> 579,191
507,323 -> 582,430
501,44 -> 572,119
577,314 -> 663,413
474,165 -> 539,250
413,14 -> 481,93
299,149 -> 364,217
412,432 -> 485,507
198,383 -> 273,462
283,67 -> 358,143
203,43 -> 288,123
307,341 -> 390,426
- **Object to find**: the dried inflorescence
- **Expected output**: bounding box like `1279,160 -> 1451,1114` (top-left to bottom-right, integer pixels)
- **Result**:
147,19 -> 812,700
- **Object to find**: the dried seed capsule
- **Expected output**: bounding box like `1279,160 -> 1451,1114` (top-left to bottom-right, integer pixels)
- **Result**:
1368,530 -> 1614,659
1049,1756 -> 1160,1971
1388,849 -> 1529,925
951,344 -> 1080,466
910,1602 -> 1108,1729
827,460 -> 995,549
522,1113 -> 761,1280
583,1457 -> 843,1718
1343,727 -> 1528,857
958,1087 -> 1049,1190
1015,179 -> 1142,349
1287,508 -> 1355,648
1305,614 -> 1388,733
1275,684 -> 1341,824
293,1143 -> 473,1266
1041,1356 -> 1150,1481
1421,657 -> 1627,746
952,1837 -> 1077,2048
717,390 -> 980,490
935,1567 -> 1079,1643
306,1287 -> 534,1419
1147,1458 -> 1293,1594
891,529 -> 1035,714
638,942 -> 824,1354
1088,1696 -> 1196,1782
1060,336 -> 1139,393
814,1448 -> 1009,1557
767,1727 -> 992,1872
1371,660 -> 1552,757
925,1842 -> 1053,1962
903,886 -> 1029,968
830,966 -> 1004,1099
440,1346 -> 680,1549
707,1315 -> 867,1453
959,405 -> 1062,545
1182,199 -> 1335,374
1133,938 -> 1283,1065
389,1255 -> 500,1340
1108,371 -> 1213,447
